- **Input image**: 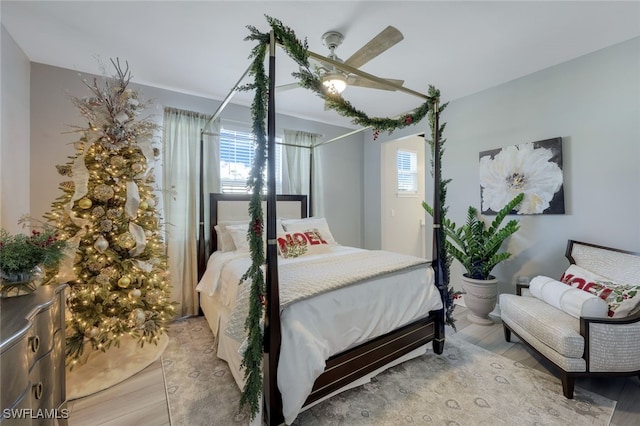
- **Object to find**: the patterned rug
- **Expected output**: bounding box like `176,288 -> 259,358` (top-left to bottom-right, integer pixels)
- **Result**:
161,316 -> 616,426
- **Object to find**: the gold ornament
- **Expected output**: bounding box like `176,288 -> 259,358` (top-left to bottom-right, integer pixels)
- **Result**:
89,327 -> 99,338
146,289 -> 162,305
78,198 -> 93,209
128,289 -> 141,300
131,163 -> 144,174
117,276 -> 131,288
139,201 -> 148,210
117,232 -> 136,249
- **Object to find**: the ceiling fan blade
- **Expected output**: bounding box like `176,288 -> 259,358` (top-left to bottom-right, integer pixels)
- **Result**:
344,26 -> 404,69
275,82 -> 301,92
348,76 -> 404,91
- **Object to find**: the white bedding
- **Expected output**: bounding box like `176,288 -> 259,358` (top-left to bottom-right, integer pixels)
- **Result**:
196,246 -> 443,424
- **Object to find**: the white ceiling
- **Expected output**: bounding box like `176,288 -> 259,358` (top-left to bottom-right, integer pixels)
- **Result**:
2,1 -> 639,129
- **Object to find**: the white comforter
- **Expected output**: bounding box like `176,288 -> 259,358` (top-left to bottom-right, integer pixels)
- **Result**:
196,246 -> 443,423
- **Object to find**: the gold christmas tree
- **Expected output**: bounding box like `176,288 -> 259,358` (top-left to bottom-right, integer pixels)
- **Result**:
44,59 -> 175,363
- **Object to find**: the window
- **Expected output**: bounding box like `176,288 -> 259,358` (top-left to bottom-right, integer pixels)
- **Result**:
397,149 -> 418,195
219,128 -> 282,193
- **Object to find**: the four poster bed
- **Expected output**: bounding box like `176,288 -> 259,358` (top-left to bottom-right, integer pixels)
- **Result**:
195,20 -> 448,426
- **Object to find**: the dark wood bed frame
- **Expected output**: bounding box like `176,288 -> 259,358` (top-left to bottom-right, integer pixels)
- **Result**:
197,31 -> 447,426
201,193 -> 445,424
503,239 -> 640,399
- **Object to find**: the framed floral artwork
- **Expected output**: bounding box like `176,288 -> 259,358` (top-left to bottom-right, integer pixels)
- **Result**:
479,137 -> 565,215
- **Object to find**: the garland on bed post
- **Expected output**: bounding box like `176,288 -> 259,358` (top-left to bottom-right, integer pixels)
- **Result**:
238,15 -> 454,420
424,88 -> 459,331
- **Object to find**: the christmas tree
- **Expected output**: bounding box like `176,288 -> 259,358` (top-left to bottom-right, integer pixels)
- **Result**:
44,59 -> 175,363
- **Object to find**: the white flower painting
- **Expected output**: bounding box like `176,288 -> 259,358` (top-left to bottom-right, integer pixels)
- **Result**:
479,138 -> 564,215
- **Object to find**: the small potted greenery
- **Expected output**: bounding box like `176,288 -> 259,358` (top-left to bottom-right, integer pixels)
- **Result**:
0,222 -> 67,297
423,192 -> 524,324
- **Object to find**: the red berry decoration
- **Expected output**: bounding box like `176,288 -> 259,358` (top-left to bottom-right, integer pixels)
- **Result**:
252,217 -> 263,237
372,129 -> 380,141
405,115 -> 413,125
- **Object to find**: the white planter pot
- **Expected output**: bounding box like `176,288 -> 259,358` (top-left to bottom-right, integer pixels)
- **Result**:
461,275 -> 498,325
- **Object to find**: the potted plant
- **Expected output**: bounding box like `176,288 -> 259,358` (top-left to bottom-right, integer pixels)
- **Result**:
423,192 -> 523,324
0,222 -> 67,297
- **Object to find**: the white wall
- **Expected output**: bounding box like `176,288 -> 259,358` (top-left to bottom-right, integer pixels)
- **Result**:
1,25 -> 31,233
28,63 -> 365,248
365,37 -> 640,294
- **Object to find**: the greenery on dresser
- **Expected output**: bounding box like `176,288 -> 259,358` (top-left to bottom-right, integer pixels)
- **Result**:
424,193 -> 524,280
42,60 -> 175,362
239,15 -> 446,419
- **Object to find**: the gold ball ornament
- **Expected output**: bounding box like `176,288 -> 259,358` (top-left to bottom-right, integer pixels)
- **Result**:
138,201 -> 148,210
78,198 -> 93,209
117,276 -> 131,288
128,289 -> 142,300
89,327 -> 99,338
117,232 -> 136,249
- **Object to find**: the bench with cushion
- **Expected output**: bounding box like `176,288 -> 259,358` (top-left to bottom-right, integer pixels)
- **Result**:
500,240 -> 640,398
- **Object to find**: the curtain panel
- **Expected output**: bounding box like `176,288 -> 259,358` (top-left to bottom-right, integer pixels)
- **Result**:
162,107 -> 220,316
283,129 -> 323,216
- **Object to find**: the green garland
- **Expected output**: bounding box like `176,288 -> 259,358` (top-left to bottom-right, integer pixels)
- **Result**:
238,15 -> 448,419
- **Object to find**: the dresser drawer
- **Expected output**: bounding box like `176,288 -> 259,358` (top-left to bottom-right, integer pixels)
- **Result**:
0,338 -> 29,410
27,305 -> 56,367
29,349 -> 54,414
0,385 -> 32,426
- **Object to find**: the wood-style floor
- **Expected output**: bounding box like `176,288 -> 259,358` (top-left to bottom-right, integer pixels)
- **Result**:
67,306 -> 640,425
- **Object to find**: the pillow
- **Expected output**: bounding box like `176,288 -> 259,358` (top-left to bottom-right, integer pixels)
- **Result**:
281,217 -> 338,245
570,280 -> 640,318
560,264 -> 610,288
224,220 -> 286,253
277,230 -> 331,259
225,223 -> 251,253
215,220 -> 249,252
561,265 -> 640,317
529,275 -> 608,319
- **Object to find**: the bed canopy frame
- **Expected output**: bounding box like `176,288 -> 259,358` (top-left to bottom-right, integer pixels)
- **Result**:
196,25 -> 446,425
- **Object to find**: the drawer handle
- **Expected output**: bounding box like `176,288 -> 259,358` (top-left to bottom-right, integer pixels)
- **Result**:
33,382 -> 43,400
29,335 -> 40,352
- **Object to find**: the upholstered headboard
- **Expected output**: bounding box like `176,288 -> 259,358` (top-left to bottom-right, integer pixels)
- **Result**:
209,193 -> 308,255
566,240 -> 640,286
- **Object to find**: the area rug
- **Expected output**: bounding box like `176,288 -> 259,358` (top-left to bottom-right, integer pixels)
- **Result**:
161,317 -> 616,425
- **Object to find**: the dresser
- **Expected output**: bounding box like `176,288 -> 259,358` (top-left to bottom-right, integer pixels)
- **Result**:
1,283 -> 68,425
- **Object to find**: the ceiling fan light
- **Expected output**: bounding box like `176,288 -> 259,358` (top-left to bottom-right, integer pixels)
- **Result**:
322,72 -> 347,94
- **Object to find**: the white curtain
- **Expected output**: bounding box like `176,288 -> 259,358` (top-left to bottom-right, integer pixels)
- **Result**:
163,107 -> 220,317
283,129 -> 323,216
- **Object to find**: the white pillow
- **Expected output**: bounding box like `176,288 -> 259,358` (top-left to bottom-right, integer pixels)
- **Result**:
215,220 -> 249,252
281,217 -> 338,245
224,220 -> 285,253
529,275 -> 608,319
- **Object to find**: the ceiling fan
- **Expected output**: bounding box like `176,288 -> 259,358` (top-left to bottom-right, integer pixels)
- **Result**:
277,26 -> 405,95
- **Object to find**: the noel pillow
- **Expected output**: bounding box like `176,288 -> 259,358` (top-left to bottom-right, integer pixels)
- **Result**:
282,217 -> 338,245
560,264 -> 610,288
529,276 -> 608,319
277,230 -> 331,259
572,281 -> 640,318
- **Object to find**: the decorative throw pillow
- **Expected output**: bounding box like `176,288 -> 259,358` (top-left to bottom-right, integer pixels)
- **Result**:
277,230 -> 331,258
560,264 -> 610,287
572,280 -> 640,318
282,217 -> 338,245
529,275 -> 608,319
